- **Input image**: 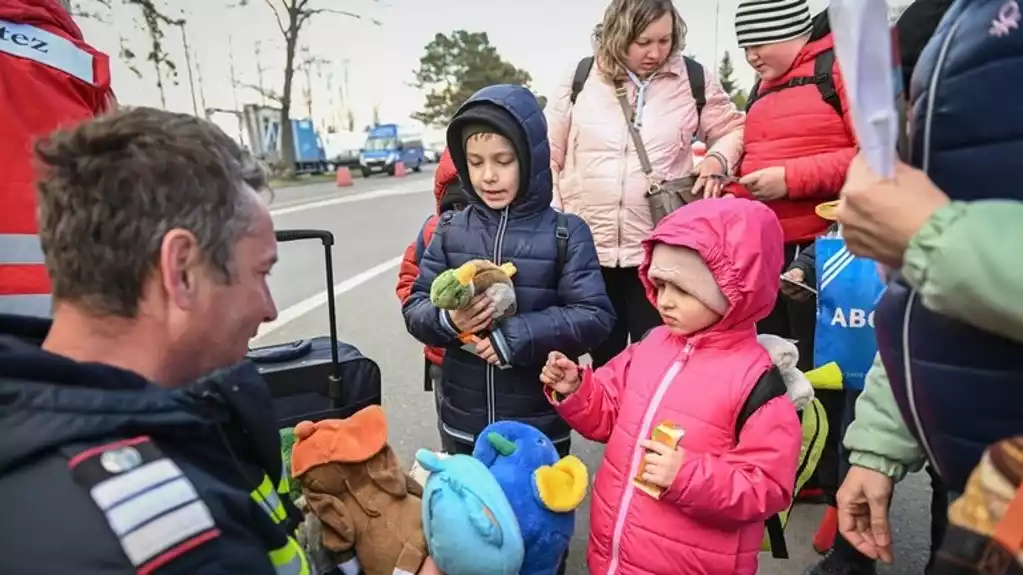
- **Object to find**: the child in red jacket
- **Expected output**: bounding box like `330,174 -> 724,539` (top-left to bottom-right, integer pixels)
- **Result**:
395,149 -> 469,417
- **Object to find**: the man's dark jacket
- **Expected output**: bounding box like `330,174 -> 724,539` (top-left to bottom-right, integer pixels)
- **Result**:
0,315 -> 299,574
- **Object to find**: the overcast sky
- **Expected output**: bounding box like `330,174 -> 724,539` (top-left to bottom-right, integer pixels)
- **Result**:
78,0 -> 908,138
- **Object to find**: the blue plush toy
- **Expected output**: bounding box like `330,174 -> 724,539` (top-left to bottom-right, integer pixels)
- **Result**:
415,450 -> 524,575
473,422 -> 589,575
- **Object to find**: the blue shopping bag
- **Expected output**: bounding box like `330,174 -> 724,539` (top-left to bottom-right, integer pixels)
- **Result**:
813,237 -> 886,390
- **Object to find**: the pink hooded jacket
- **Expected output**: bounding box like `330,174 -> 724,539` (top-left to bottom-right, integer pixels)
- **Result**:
545,53 -> 745,268
549,198 -> 803,574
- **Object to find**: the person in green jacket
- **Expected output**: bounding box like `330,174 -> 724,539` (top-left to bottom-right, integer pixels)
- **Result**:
834,153 -> 1023,566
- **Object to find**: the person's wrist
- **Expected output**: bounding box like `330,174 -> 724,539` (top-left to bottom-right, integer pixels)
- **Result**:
705,151 -> 728,174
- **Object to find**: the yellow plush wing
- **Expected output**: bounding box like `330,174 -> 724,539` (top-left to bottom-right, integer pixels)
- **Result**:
534,455 -> 588,513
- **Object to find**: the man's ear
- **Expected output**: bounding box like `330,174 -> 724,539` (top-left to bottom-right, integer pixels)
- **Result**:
159,229 -> 202,310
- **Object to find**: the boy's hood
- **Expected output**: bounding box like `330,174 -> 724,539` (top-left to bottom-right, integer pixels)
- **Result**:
639,198 -> 784,335
0,0 -> 84,41
0,332 -> 283,479
445,84 -> 553,217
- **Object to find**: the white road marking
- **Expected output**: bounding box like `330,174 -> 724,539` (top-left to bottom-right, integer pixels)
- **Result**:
253,256 -> 403,342
269,182 -> 430,216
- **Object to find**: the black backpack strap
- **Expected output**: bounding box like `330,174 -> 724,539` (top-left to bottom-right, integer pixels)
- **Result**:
683,56 -> 706,119
435,210 -> 457,260
744,49 -> 842,119
813,48 -> 843,117
735,366 -> 791,559
745,78 -> 762,113
570,57 -> 595,105
555,212 -> 569,276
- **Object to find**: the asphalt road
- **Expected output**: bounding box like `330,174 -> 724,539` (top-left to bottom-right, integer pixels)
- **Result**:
255,168 -> 937,574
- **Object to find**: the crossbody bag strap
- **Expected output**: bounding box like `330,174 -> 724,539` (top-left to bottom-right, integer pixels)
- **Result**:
613,82 -> 655,177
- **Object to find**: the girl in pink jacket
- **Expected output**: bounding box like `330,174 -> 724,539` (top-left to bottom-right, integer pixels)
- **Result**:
541,198 -> 803,574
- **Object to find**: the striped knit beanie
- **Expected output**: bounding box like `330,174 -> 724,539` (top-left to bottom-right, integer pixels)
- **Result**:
735,0 -> 813,48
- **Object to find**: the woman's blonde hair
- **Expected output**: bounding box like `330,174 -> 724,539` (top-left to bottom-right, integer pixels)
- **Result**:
594,0 -> 687,81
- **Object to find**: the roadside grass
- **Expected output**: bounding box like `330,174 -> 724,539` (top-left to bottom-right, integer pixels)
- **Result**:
269,169 -> 362,189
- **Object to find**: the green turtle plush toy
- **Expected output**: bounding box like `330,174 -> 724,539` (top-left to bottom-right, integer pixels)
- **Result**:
430,259 -> 518,321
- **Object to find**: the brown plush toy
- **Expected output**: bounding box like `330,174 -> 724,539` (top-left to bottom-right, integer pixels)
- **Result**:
291,406 -> 428,575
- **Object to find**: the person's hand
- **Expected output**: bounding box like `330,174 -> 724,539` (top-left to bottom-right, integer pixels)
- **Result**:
475,337 -> 501,365
419,557 -> 444,575
740,166 -> 788,201
836,154 -> 951,268
540,351 -> 581,396
692,155 -> 727,198
639,439 -> 685,488
448,294 -> 494,334
836,466 -> 895,564
781,267 -> 813,301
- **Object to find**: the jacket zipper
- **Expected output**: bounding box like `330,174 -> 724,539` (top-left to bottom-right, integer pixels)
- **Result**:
901,9 -> 964,481
488,207 -> 510,425
607,342 -> 693,574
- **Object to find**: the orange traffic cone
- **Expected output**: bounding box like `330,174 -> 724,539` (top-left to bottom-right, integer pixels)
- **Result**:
335,166 -> 354,187
393,161 -> 407,177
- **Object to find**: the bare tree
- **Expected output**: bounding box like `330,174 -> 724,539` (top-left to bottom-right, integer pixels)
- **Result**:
240,0 -> 381,177
72,0 -> 181,108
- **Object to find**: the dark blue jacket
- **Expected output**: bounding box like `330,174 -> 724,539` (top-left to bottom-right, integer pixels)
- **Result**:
875,0 -> 1023,493
402,85 -> 614,447
0,316 -> 298,574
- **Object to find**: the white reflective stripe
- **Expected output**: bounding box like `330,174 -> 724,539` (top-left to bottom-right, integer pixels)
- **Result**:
337,557 -> 361,575
105,476 -> 199,536
0,20 -> 95,84
119,499 -> 216,566
0,234 -> 46,265
0,294 -> 51,317
392,570 -> 416,575
91,459 -> 182,509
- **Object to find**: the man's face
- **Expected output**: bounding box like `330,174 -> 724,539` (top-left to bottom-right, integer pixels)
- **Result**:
160,194 -> 278,383
465,133 -> 519,210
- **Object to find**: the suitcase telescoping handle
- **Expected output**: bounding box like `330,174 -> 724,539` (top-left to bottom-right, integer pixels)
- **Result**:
274,229 -> 341,386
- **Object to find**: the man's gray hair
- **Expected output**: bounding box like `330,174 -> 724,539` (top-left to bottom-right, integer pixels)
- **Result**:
34,107 -> 269,317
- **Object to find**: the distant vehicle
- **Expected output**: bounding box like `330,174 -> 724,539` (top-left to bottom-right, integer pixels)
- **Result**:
322,131 -> 363,171
359,124 -> 425,177
423,149 -> 439,163
242,104 -> 327,174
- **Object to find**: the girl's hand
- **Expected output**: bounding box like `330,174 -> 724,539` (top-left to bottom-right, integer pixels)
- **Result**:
639,439 -> 685,488
540,351 -> 581,396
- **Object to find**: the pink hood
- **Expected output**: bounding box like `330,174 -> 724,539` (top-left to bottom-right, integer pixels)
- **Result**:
639,197 -> 784,336
551,198 -> 801,574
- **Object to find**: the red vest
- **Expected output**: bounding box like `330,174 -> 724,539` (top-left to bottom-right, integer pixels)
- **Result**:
0,0 -> 112,316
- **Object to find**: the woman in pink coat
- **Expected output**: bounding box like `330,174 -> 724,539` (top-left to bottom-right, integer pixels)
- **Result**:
545,0 -> 745,368
541,198 -> 802,574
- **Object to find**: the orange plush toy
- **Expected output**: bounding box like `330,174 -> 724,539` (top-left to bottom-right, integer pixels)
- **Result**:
291,406 -> 428,575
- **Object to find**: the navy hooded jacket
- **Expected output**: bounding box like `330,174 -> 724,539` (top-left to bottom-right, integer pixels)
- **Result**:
874,0 -> 1023,493
402,84 -> 614,447
0,316 -> 298,574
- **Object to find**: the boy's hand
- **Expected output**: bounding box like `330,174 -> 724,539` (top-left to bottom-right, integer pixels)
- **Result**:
740,167 -> 787,201
475,337 -> 501,365
540,351 -> 581,396
781,268 -> 813,301
449,294 -> 494,334
639,440 -> 685,488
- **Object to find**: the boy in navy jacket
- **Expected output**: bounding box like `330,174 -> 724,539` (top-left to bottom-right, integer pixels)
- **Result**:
402,84 -> 614,455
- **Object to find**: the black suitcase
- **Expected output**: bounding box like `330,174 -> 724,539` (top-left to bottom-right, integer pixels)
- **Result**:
246,229 -> 382,428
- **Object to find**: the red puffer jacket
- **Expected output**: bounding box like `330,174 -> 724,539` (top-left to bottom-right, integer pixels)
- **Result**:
396,149 -> 460,366
731,34 -> 857,245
